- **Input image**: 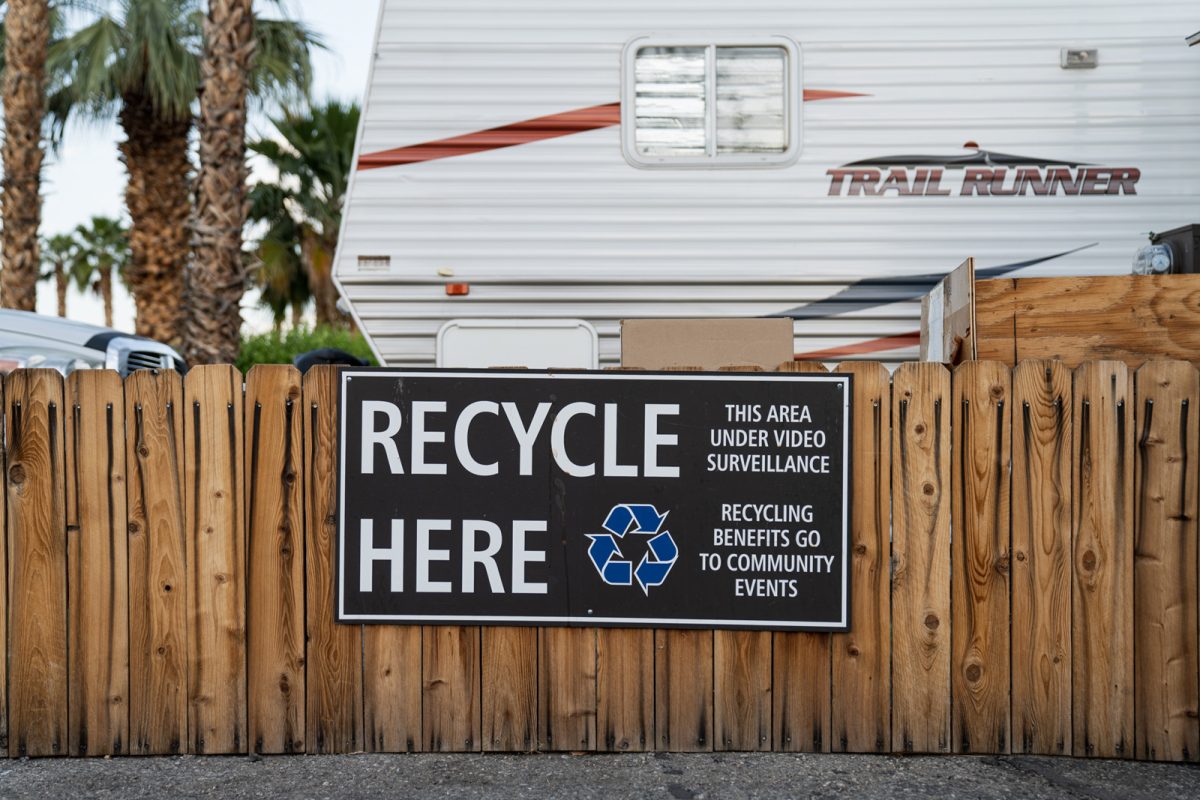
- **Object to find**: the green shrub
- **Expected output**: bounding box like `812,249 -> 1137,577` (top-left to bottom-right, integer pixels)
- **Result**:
236,326 -> 378,372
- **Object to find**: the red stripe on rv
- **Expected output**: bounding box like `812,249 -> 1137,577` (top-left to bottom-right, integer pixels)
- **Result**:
356,91 -> 866,169
793,330 -> 920,360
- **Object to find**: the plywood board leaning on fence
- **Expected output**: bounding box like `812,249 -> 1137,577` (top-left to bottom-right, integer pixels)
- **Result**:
66,370 -> 130,756
1132,361 -> 1200,762
891,362 -> 951,753
6,369 -> 68,757
951,361 -> 1011,754
1010,360 -> 1072,755
184,365 -> 247,754
1072,360 -> 1134,758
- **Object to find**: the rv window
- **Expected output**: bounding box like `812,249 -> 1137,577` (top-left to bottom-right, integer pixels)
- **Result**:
623,37 -> 801,168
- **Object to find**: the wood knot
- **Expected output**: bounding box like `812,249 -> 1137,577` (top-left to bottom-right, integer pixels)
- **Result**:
162,583 -> 172,593
995,553 -> 1010,574
1015,550 -> 1026,562
1082,550 -> 1097,572
214,572 -> 228,584
138,445 -> 150,458
854,544 -> 867,555
128,521 -> 141,535
922,482 -> 935,496
924,613 -> 940,631
284,470 -> 296,485
8,463 -> 25,485
914,423 -> 926,435
965,664 -> 982,682
847,645 -> 861,657
989,384 -> 1004,399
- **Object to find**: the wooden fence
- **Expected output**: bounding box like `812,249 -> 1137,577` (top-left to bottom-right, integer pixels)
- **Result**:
0,360 -> 1197,761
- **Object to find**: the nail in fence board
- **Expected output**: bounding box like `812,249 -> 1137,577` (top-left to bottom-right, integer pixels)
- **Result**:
6,369 -> 68,757
423,625 -> 481,751
890,362 -> 951,753
245,366 -> 305,753
184,365 -> 247,754
362,625 -> 422,752
1133,361 -> 1200,762
773,360 -> 833,753
951,361 -> 1012,754
303,366 -> 363,754
653,367 -> 712,753
597,628 -> 653,751
830,362 -> 891,754
66,371 -> 130,756
483,627 -> 537,751
1011,360 -> 1073,755
539,627 -> 597,750
1072,361 -> 1134,758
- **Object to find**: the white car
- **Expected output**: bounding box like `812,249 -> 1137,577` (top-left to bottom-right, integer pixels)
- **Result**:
0,310 -> 185,376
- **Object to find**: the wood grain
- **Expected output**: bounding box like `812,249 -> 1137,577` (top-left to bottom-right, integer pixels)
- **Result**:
539,627 -> 596,751
715,630 -> 772,751
1011,360 -> 1072,755
890,362 -> 951,753
482,627 -> 537,751
245,366 -> 305,753
303,366 -> 363,754
424,625 -> 481,751
830,362 -> 891,753
951,361 -> 1011,754
654,628 -> 713,751
1072,360 -> 1134,758
1133,361 -> 1200,762
597,628 -> 653,752
772,360 -> 831,753
363,626 -> 422,752
6,369 -> 68,757
1012,275 -> 1200,369
974,279 -> 1017,365
66,370 -> 130,756
184,365 -> 247,754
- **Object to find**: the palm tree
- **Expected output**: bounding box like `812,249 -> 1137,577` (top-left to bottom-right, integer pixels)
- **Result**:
248,100 -> 360,328
247,188 -> 311,330
71,215 -> 129,327
1,0 -> 50,311
41,231 -> 78,316
182,0 -> 253,364
46,0 -> 319,345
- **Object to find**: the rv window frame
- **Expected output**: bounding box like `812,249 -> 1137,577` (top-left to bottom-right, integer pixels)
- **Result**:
620,34 -> 803,169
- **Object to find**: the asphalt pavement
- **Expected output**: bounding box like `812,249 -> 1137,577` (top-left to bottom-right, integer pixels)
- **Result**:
2,751 -> 1200,799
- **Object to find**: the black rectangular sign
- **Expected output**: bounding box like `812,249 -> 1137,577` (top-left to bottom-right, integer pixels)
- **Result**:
337,369 -> 851,630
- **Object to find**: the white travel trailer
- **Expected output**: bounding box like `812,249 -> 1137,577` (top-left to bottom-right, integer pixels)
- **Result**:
333,0 -> 1200,366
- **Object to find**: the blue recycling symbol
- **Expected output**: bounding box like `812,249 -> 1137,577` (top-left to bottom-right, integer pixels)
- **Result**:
586,504 -> 678,595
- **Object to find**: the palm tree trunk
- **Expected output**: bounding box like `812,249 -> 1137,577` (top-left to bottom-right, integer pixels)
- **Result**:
183,0 -> 255,365
300,229 -> 340,327
55,262 -> 68,316
119,92 -> 192,345
99,268 -> 114,328
290,300 -> 303,330
1,0 -> 50,311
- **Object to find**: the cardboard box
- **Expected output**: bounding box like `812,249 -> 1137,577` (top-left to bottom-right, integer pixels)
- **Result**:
620,318 -> 794,370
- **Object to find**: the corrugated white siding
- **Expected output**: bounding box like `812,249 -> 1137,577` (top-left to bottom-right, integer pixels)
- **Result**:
335,0 -> 1200,365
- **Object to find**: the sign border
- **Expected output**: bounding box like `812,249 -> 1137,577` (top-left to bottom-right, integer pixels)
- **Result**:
335,367 -> 852,631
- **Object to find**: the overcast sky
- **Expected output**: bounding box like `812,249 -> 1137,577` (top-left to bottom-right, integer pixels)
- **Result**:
35,0 -> 382,332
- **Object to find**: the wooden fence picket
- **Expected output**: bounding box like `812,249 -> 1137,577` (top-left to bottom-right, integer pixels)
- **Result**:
951,361 -> 1011,754
538,627 -> 597,751
65,370 -> 130,756
303,365 -> 364,754
890,362 -> 951,753
423,625 -> 481,751
245,366 -> 306,754
482,627 -> 537,751
1010,360 -> 1073,755
5,369 -> 68,757
830,361 -> 891,754
1072,360 -> 1134,758
183,365 -> 247,754
1132,361 -> 1200,762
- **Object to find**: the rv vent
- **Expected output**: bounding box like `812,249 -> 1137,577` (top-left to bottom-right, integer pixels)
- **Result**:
357,255 -> 391,272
